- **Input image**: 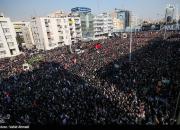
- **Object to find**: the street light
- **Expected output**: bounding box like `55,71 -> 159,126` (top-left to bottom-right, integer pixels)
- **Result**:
176,5 -> 179,31
129,25 -> 132,62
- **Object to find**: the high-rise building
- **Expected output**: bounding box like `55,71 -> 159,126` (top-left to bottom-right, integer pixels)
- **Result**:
0,13 -> 20,58
48,10 -> 82,43
71,7 -> 94,40
13,21 -> 29,36
68,13 -> 82,43
30,16 -> 72,50
13,21 -> 32,48
21,23 -> 35,49
111,8 -> 131,32
93,12 -> 113,40
165,4 -> 175,23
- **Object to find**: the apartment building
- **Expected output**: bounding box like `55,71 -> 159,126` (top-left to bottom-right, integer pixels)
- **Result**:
71,7 -> 94,40
21,23 -> 35,49
68,13 -> 82,43
49,10 -> 82,43
13,21 -> 29,46
0,13 -> 20,58
111,8 -> 131,32
93,13 -> 113,40
13,21 -> 29,36
30,16 -> 72,50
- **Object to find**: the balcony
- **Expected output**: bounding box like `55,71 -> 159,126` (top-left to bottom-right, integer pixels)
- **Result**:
58,31 -> 63,35
6,38 -> 13,42
1,24 -> 8,28
4,32 -> 11,36
46,27 -> 51,32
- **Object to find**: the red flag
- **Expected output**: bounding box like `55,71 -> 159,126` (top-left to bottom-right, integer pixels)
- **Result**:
95,43 -> 102,49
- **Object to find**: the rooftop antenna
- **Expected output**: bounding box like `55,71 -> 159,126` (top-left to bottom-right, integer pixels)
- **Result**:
129,25 -> 132,62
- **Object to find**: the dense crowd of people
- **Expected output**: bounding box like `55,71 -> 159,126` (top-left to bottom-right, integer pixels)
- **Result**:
0,31 -> 180,125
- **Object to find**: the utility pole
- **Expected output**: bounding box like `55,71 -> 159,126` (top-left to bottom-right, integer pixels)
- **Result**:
129,25 -> 132,62
174,89 -> 180,124
164,6 -> 167,40
176,5 -> 179,31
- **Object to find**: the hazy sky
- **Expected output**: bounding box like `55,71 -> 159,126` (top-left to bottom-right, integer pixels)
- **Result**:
0,0 -> 180,21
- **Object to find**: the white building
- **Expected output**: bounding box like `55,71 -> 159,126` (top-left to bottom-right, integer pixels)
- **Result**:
68,13 -> 82,43
93,13 -> 113,40
49,11 -> 82,43
0,13 -> 20,58
13,21 -> 29,36
13,21 -> 35,48
30,16 -> 72,50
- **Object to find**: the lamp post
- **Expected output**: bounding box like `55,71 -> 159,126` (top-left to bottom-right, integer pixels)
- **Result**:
129,25 -> 132,62
176,5 -> 179,31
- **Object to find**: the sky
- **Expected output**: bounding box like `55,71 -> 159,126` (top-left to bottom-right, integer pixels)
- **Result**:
0,0 -> 180,21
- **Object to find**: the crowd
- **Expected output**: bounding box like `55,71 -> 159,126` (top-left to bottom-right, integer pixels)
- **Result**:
0,31 -> 180,125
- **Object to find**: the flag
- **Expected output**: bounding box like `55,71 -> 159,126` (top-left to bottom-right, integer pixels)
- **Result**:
95,43 -> 102,49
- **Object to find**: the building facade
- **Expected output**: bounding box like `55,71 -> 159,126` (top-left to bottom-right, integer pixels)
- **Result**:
71,7 -> 94,40
111,9 -> 131,32
165,4 -> 175,23
0,14 -> 20,58
13,21 -> 29,36
48,10 -> 82,43
13,21 -> 29,46
31,16 -> 72,50
93,13 -> 113,40
22,23 -> 35,49
68,13 -> 82,43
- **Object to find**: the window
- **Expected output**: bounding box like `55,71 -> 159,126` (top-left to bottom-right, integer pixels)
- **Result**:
8,42 -> 14,47
3,28 -> 10,33
0,43 -> 3,48
0,21 -> 8,27
0,50 -> 6,55
59,36 -> 64,40
10,49 -> 16,55
5,35 -> 12,41
57,19 -> 61,22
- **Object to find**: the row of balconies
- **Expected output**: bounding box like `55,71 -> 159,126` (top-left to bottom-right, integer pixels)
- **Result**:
1,23 -> 8,28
